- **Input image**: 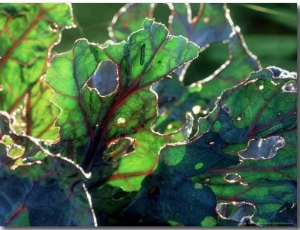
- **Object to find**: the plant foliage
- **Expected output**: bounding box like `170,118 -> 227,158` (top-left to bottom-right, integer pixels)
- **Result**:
0,3 -> 297,226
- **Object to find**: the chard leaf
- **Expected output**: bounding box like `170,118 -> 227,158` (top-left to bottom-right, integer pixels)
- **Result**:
0,3 -> 74,141
125,67 -> 297,226
44,18 -> 200,192
196,67 -> 297,226
0,113 -> 96,226
153,28 -> 260,135
109,3 -> 233,48
110,4 -> 261,135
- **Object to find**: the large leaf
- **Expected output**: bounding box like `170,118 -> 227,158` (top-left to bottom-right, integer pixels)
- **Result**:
0,3 -> 74,141
0,112 -> 96,226
195,67 -> 297,226
109,3 -> 261,136
45,18 -> 200,193
125,67 -> 297,226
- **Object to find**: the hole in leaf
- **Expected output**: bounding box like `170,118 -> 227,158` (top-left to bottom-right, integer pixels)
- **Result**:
88,60 -> 118,96
224,173 -> 241,183
236,117 -> 242,121
258,85 -> 264,90
183,42 -> 228,85
203,17 -> 210,24
167,124 -> 173,130
239,136 -> 285,160
216,201 -> 256,223
153,3 -> 171,26
103,138 -> 135,164
282,80 -> 297,93
117,117 -> 126,127
49,23 -> 58,31
192,105 -> 201,114
222,104 -> 230,113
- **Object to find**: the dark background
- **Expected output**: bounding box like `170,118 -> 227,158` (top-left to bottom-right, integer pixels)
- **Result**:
53,3 -> 297,76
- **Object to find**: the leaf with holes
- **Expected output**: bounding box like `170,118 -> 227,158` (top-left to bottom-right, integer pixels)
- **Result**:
125,67 -> 297,226
110,4 -> 260,135
109,3 -> 234,79
0,3 -> 74,141
152,28 -> 260,135
44,18 -> 200,195
109,3 -> 233,48
0,113 -> 95,226
194,67 -> 297,226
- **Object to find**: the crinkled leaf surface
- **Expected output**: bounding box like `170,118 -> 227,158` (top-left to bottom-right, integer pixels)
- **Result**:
45,18 -> 200,193
0,3 -> 74,141
195,67 -> 297,226
0,113 -> 96,226
109,3 -> 235,79
125,67 -> 297,226
124,129 -> 239,226
153,28 -> 260,135
111,4 -> 260,135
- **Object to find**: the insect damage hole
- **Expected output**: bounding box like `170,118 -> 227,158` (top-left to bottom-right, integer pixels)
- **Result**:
117,117 -> 126,128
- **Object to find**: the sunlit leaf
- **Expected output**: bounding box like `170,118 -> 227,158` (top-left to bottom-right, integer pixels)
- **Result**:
45,18 -> 200,193
0,3 -> 74,141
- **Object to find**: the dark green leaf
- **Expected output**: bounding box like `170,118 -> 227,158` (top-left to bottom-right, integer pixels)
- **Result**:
195,67 -> 297,226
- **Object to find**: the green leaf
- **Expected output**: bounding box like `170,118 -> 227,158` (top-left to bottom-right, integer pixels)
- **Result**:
153,28 -> 260,135
109,4 -> 233,48
124,131 -> 239,226
108,3 -> 152,42
126,67 -> 296,226
195,67 -> 297,226
109,4 -> 235,79
0,113 -> 96,226
45,18 -> 200,193
0,3 -> 74,141
169,3 -> 232,48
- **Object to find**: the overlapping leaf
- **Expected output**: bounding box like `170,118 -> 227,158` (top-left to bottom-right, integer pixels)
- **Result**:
126,67 -> 297,226
0,3 -> 74,141
110,4 -> 260,136
109,3 -> 233,49
153,27 -> 260,135
195,67 -> 297,226
124,131 -> 239,226
0,112 -> 96,226
45,18 -> 200,192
